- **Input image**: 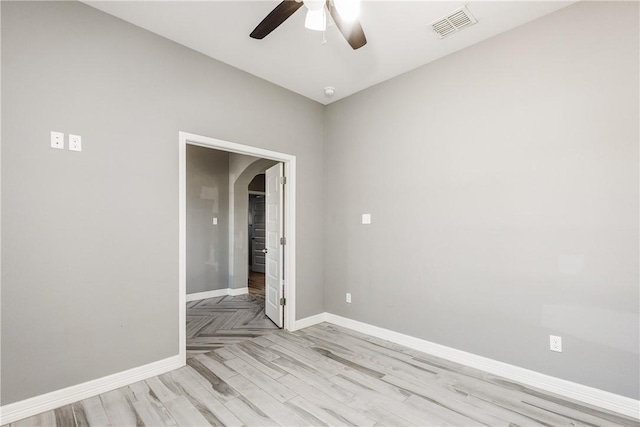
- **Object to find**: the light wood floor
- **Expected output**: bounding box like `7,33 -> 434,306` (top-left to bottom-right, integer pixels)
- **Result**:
5,323 -> 638,426
185,294 -> 277,359
186,277 -> 277,359
248,271 -> 265,299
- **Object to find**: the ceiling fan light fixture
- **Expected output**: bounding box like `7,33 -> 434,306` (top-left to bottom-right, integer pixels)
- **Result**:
333,0 -> 360,22
304,8 -> 326,31
303,0 -> 324,11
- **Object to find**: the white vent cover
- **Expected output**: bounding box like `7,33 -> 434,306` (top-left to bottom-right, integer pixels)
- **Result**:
430,6 -> 477,39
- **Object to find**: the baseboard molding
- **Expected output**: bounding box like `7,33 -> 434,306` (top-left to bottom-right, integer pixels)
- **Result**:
317,313 -> 639,420
292,312 -> 327,331
228,287 -> 248,296
186,287 -> 248,302
4,315 -> 635,425
186,288 -> 228,302
0,355 -> 182,425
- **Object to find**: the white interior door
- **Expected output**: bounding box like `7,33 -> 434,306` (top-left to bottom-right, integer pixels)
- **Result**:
265,163 -> 284,327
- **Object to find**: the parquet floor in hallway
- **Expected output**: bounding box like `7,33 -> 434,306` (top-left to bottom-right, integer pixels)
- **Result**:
186,272 -> 276,359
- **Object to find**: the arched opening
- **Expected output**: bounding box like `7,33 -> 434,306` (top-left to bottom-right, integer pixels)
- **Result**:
228,158 -> 278,295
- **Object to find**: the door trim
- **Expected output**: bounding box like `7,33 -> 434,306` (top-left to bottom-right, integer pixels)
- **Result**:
178,131 -> 297,366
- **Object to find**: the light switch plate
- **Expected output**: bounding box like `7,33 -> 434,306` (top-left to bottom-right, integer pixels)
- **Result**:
69,134 -> 82,152
51,131 -> 64,149
362,214 -> 371,224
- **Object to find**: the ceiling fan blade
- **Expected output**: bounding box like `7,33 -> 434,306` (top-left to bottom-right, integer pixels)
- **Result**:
250,1 -> 305,39
327,0 -> 367,50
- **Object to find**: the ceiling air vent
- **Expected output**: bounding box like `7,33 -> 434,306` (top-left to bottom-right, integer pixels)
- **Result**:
430,6 -> 477,39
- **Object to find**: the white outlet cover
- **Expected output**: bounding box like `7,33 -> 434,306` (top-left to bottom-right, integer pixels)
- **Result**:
550,335 -> 562,352
346,293 -> 352,303
362,214 -> 371,224
50,131 -> 64,149
69,134 -> 82,152
212,218 -> 218,225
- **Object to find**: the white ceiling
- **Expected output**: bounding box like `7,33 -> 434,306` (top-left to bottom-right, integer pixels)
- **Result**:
85,1 -> 575,105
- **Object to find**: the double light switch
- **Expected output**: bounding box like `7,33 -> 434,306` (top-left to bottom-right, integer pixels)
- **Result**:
51,131 -> 82,152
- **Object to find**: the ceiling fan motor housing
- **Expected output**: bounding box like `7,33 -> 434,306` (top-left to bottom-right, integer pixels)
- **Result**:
303,0 -> 324,11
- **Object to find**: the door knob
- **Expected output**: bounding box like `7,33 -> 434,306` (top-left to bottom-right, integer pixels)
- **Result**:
262,249 -> 268,254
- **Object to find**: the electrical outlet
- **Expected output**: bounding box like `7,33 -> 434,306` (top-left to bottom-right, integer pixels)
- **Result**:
51,131 -> 64,149
212,218 -> 218,225
550,335 -> 562,352
346,293 -> 352,303
69,134 -> 82,152
362,214 -> 371,224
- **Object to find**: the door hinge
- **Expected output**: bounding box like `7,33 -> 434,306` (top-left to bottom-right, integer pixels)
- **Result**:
279,297 -> 286,306
280,176 -> 287,185
280,237 -> 286,245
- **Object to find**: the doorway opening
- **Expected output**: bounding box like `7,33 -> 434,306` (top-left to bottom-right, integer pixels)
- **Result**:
248,183 -> 266,299
179,132 -> 297,364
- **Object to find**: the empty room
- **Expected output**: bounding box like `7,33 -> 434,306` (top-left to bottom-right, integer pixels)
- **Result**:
1,0 -> 638,426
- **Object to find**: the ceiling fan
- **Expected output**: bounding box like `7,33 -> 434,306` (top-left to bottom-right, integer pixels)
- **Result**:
250,0 -> 367,50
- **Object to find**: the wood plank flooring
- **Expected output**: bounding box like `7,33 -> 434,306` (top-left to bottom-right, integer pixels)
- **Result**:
5,323 -> 639,426
186,281 -> 277,359
248,271 -> 265,299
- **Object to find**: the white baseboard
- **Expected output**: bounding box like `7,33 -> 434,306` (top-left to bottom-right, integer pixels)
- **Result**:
0,355 -> 182,425
186,287 -> 248,302
186,288 -> 228,302
4,314 -> 636,424
228,287 -> 248,296
292,312 -> 327,331
299,312 -> 639,420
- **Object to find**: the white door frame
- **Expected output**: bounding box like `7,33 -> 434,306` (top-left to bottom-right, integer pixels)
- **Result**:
178,131 -> 297,365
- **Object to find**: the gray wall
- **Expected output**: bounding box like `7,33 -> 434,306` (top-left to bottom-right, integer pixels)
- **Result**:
1,1 -> 325,405
325,1 -> 639,399
186,145 -> 229,294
